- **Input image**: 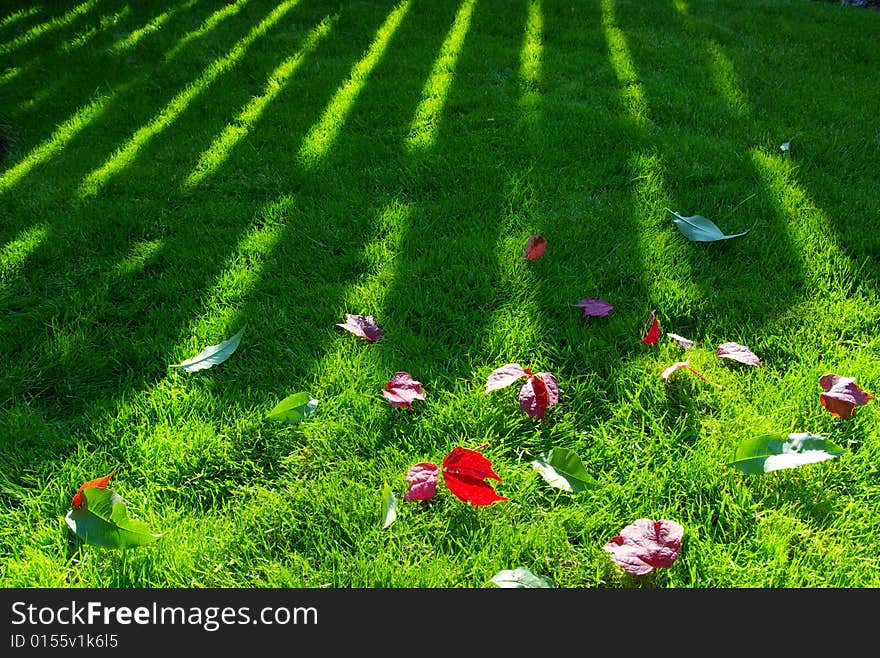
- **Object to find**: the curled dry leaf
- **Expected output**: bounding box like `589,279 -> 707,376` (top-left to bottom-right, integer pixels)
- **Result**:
404,462 -> 439,502
717,342 -> 761,367
441,446 -> 507,506
819,374 -> 873,419
523,234 -> 547,260
642,310 -> 661,345
667,333 -> 698,349
336,313 -> 382,342
572,298 -> 613,318
604,518 -> 684,576
382,372 -> 425,407
660,359 -> 716,386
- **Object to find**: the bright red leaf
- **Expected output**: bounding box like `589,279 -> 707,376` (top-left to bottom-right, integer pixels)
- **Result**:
71,469 -> 115,509
404,462 -> 439,502
441,446 -> 507,506
518,371 -> 559,421
572,298 -> 613,318
642,310 -> 661,345
523,234 -> 547,260
382,372 -> 425,407
336,313 -> 382,342
819,374 -> 873,419
604,518 -> 684,576
485,363 -> 528,393
717,342 -> 761,367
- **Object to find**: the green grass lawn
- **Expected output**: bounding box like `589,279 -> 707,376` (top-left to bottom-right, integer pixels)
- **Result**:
1,0 -> 879,588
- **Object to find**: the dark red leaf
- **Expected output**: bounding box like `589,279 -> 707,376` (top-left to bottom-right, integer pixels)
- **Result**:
336,314 -> 382,342
523,234 -> 547,260
572,298 -> 613,318
404,462 -> 439,502
382,372 -> 425,407
71,469 -> 115,509
819,374 -> 873,419
642,310 -> 661,345
604,518 -> 684,576
485,363 -> 529,393
518,372 -> 559,420
441,447 -> 507,506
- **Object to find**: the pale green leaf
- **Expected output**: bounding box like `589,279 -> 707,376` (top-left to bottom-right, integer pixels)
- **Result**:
531,447 -> 600,492
266,392 -> 318,424
729,432 -> 844,474
490,567 -> 555,588
381,482 -> 397,529
169,327 -> 244,372
668,210 -> 748,242
65,487 -> 161,549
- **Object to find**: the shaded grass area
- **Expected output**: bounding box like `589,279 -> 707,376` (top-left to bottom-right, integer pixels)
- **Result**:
1,0 -> 878,587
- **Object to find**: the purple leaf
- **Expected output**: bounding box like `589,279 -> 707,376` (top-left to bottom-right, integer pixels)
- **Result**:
382,372 -> 426,407
819,374 -> 874,419
404,462 -> 439,502
336,314 -> 382,342
604,518 -> 684,576
572,298 -> 613,318
518,372 -> 559,421
717,342 -> 761,367
485,364 -> 529,393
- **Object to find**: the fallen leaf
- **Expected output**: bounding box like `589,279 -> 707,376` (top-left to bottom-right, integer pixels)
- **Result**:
441,446 -> 507,506
780,141 -> 791,153
523,234 -> 547,260
518,371 -> 559,420
336,313 -> 382,342
531,447 -> 599,492
572,298 -> 613,318
485,363 -> 528,393
381,482 -> 398,528
490,568 -> 555,588
642,310 -> 661,345
819,374 -> 873,419
729,432 -> 844,474
382,371 -> 425,407
169,327 -> 245,372
72,470 -> 115,509
404,462 -> 439,502
717,342 -> 761,367
660,359 -> 716,386
669,210 -> 748,242
266,392 -> 318,424
65,487 -> 161,549
604,518 -> 683,576
667,333 -> 698,349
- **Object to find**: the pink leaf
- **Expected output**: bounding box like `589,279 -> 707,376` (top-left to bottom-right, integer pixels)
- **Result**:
667,333 -> 698,349
717,342 -> 761,367
523,234 -> 547,260
604,518 -> 684,576
485,364 -> 529,393
819,374 -> 873,419
642,310 -> 660,345
518,372 -> 559,421
404,462 -> 439,502
660,360 -> 717,386
336,314 -> 382,342
382,372 -> 426,407
572,298 -> 613,318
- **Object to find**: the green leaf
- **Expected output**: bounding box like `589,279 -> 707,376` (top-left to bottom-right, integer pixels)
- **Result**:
490,568 -> 555,588
169,327 -> 244,372
266,392 -> 318,424
729,432 -> 845,474
65,487 -> 161,549
668,210 -> 748,242
381,482 -> 397,529
531,447 -> 600,492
